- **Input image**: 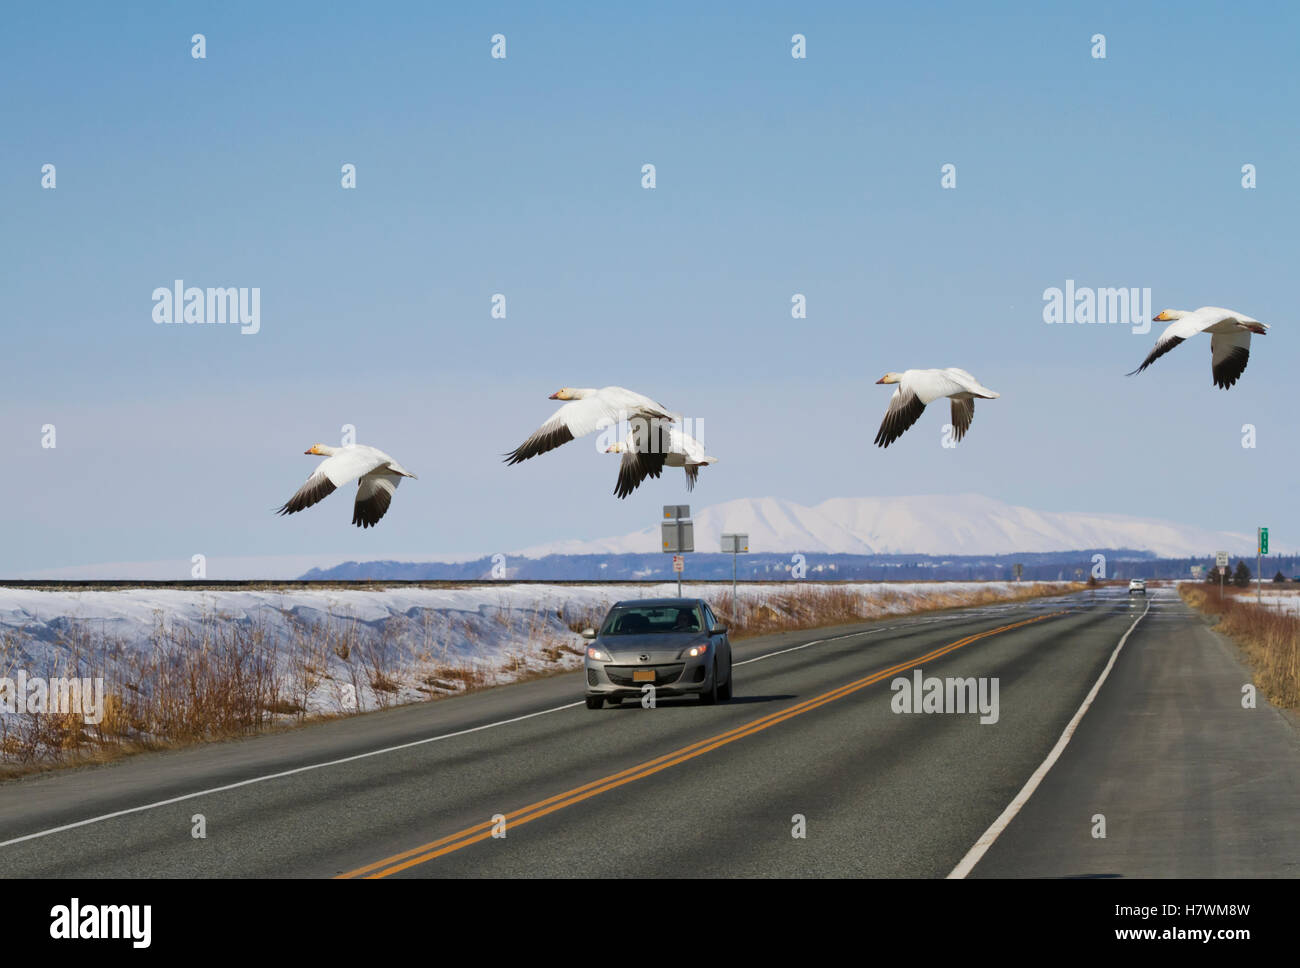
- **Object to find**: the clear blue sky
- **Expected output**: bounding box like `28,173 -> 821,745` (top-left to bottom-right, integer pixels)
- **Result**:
3,1 -> 1296,575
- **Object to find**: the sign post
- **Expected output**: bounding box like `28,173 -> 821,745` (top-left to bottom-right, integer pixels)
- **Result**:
721,533 -> 749,606
1258,527 -> 1268,604
1215,550 -> 1228,599
661,505 -> 693,597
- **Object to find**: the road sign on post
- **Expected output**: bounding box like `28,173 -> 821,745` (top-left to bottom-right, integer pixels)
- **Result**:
721,533 -> 749,605
1258,527 -> 1268,604
662,506 -> 692,596
660,521 -> 695,553
1216,550 -> 1228,598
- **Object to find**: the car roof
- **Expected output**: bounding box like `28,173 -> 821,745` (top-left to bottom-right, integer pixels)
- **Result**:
611,598 -> 706,608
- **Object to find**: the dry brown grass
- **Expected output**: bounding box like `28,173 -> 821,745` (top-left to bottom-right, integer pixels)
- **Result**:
430,664 -> 488,690
1,604 -> 438,774
1180,584 -> 1300,709
712,581 -> 1083,639
0,611 -> 286,778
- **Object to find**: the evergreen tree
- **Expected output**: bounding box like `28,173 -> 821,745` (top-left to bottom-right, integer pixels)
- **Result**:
1233,560 -> 1251,588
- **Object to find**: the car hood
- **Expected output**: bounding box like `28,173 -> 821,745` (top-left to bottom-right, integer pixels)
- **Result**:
597,631 -> 707,661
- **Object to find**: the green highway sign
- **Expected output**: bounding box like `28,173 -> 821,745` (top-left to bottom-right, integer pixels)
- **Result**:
1260,527 -> 1269,555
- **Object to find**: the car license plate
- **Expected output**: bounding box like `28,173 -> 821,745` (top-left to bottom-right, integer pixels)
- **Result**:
633,669 -> 655,682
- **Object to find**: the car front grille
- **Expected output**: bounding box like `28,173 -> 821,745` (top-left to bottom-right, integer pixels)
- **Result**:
604,664 -> 685,688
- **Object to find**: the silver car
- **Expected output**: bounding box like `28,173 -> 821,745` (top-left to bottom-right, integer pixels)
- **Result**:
582,598 -> 733,708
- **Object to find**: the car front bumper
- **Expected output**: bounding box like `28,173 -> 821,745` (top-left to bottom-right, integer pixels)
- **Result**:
584,655 -> 715,697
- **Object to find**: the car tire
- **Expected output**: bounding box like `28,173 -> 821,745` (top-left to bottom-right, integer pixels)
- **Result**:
606,696 -> 622,706
699,660 -> 719,705
718,658 -> 733,701
585,696 -> 604,710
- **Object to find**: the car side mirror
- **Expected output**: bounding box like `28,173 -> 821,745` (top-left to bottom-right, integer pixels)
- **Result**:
581,628 -> 597,639
709,626 -> 727,636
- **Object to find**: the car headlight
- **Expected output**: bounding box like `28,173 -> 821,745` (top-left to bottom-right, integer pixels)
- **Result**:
678,641 -> 709,659
586,645 -> 612,662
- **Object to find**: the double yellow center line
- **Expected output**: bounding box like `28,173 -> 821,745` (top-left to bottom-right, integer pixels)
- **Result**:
337,610 -> 1065,878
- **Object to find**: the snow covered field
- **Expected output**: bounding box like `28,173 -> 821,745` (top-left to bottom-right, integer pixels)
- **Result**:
1,581 -> 1062,676
1183,581 -> 1300,616
0,581 -> 1076,760
1230,587 -> 1300,616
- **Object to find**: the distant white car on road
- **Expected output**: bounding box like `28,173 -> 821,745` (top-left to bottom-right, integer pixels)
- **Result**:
1129,579 -> 1147,595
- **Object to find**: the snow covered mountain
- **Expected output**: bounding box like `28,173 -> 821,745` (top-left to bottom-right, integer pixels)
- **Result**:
22,495 -> 1257,581
512,494 -> 1255,559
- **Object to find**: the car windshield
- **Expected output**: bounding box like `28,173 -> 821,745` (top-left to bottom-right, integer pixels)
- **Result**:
601,605 -> 703,635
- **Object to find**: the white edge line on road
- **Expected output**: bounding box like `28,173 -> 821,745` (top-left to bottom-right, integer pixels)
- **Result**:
0,701 -> 585,849
946,595 -> 1154,879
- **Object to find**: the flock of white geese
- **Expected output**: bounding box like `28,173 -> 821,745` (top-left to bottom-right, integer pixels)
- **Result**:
277,305 -> 1269,527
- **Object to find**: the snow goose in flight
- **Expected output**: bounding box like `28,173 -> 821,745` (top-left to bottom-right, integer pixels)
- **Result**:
874,368 -> 1000,447
605,424 -> 717,498
277,444 -> 416,529
1128,307 -> 1268,389
505,386 -> 677,465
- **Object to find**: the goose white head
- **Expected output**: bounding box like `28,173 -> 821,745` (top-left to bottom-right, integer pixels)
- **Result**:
605,441 -> 629,454
549,387 -> 594,400
875,372 -> 903,385
1153,309 -> 1189,321
304,443 -> 338,456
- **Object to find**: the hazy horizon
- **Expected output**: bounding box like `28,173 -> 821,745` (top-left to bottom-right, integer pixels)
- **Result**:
13,491 -> 1272,580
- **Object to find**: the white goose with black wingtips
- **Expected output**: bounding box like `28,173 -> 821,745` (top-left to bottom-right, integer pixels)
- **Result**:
1129,306 -> 1268,389
874,368 -> 1001,448
277,443 -> 416,529
605,424 -> 717,498
504,386 -> 678,466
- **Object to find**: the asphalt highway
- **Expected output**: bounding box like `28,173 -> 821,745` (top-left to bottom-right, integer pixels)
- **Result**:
2,586 -> 1295,877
